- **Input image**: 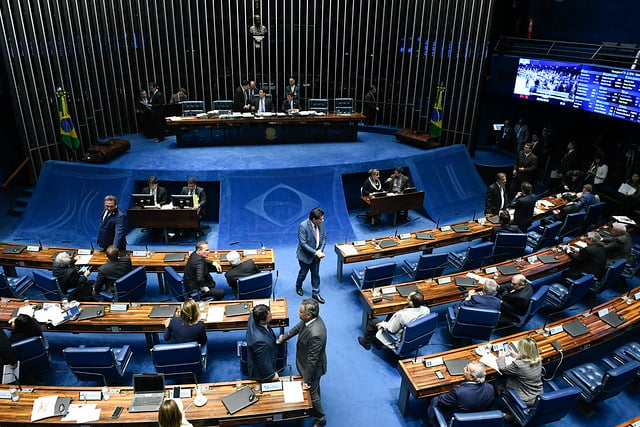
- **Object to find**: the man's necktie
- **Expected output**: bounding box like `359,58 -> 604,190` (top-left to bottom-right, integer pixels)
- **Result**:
314,225 -> 319,249
102,210 -> 109,222
499,186 -> 505,209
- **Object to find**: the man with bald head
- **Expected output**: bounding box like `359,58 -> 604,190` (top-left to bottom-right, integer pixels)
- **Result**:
497,274 -> 533,325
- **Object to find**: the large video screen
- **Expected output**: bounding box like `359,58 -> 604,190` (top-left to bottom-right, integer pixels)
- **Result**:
513,58 -> 640,124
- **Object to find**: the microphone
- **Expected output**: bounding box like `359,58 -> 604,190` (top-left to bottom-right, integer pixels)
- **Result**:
271,270 -> 279,301
38,239 -> 43,251
11,370 -> 22,392
90,242 -> 94,254
165,371 -> 207,406
393,225 -> 399,240
471,210 -> 476,222
75,371 -> 109,400
145,243 -> 150,257
229,240 -> 265,251
435,218 -> 440,230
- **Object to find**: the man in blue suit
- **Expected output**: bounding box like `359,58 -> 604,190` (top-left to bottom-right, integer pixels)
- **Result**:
246,304 -> 279,382
461,279 -> 501,310
97,195 -> 127,251
295,208 -> 327,304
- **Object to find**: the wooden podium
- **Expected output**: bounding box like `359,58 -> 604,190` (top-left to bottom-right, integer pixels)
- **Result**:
395,129 -> 441,149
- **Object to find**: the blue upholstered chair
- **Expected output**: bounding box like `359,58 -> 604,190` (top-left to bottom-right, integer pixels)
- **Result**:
557,212 -> 586,240
11,336 -> 51,378
447,241 -> 493,272
446,305 -> 500,341
211,100 -> 234,110
236,271 -> 272,299
377,312 -> 438,357
334,98 -> 354,113
32,269 -> 64,300
589,258 -> 626,294
151,341 -> 207,376
180,100 -> 205,116
308,98 -> 329,113
612,341 -> 640,363
545,273 -> 595,310
582,201 -> 607,232
490,232 -> 528,263
164,267 -> 206,302
98,266 -> 147,303
350,261 -> 396,290
526,220 -> 562,252
562,359 -> 640,404
432,407 -> 505,427
402,253 -> 449,281
0,272 -> 33,298
499,380 -> 581,426
63,345 -> 133,384
498,285 -> 549,329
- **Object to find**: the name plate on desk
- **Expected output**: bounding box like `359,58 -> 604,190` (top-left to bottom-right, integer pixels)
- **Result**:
353,240 -> 366,246
77,249 -> 92,255
244,249 -> 258,255
398,233 -> 412,240
437,277 -> 452,285
485,267 -> 498,274
440,226 -> 451,232
527,255 -> 538,264
79,391 -> 103,401
110,304 -> 128,311
26,245 -> 41,252
381,287 -> 396,295
597,308 -> 609,317
548,325 -> 564,335
132,250 -> 148,257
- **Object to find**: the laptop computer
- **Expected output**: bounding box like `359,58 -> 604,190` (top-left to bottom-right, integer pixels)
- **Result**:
600,311 -> 626,328
149,306 -> 177,318
221,386 -> 258,414
164,253 -> 186,262
378,239 -> 398,249
397,284 -> 419,298
1,245 -> 26,254
225,302 -> 251,317
77,305 -> 105,321
451,225 -> 470,233
415,232 -> 435,240
563,320 -> 590,337
497,265 -> 520,276
454,276 -> 477,288
444,358 -> 471,376
537,254 -> 561,264
128,374 -> 166,413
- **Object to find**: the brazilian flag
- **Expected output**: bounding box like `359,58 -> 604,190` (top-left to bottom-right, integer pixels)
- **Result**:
56,88 -> 80,149
429,85 -> 445,137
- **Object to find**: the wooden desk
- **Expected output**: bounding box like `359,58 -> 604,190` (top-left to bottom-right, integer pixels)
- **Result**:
361,191 -> 425,225
0,378 -> 311,425
127,207 -> 200,243
616,414 -> 640,427
395,286 -> 640,415
334,195 -> 566,281
166,113 -> 365,147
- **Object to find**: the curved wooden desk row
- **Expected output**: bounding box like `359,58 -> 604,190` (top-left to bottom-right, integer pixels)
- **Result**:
334,195 -> 567,280
395,285 -> 640,415
0,246 -> 275,274
0,379 -> 311,425
616,414 -> 640,427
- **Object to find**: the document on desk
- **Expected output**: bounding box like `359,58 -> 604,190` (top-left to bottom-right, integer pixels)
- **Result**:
283,381 -> 304,403
207,306 -> 225,322
336,244 -> 358,256
61,404 -> 101,423
75,254 -> 93,265
479,353 -> 515,373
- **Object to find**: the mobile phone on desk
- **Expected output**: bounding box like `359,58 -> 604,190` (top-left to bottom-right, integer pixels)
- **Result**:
111,406 -> 124,419
173,386 -> 181,399
79,265 -> 89,273
435,370 -> 444,379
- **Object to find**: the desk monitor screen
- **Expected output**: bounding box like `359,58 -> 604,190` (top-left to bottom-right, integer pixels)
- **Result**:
171,194 -> 194,209
132,193 -> 155,207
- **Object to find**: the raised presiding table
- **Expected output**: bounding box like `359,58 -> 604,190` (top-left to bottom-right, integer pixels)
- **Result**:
395,285 -> 640,415
334,195 -> 567,281
127,207 -> 200,244
0,378 -> 311,425
166,112 -> 365,147
361,191 -> 425,225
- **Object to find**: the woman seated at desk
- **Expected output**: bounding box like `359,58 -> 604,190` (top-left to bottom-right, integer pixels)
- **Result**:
497,337 -> 543,407
163,299 -> 207,346
362,168 -> 382,225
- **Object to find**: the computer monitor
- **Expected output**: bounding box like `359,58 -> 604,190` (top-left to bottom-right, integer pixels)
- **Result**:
131,193 -> 155,208
171,194 -> 194,209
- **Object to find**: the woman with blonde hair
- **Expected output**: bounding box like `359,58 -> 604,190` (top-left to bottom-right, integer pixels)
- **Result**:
163,299 -> 207,345
496,337 -> 543,406
362,168 -> 382,225
158,399 -> 192,427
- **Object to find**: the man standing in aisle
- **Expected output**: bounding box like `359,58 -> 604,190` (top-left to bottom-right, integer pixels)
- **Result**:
97,195 -> 127,251
295,208 -> 326,304
279,298 -> 327,427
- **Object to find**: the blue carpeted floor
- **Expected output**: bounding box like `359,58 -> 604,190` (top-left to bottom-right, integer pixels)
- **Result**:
1,131 -> 638,426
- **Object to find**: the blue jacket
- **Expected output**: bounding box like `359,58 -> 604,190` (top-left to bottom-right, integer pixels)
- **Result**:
246,314 -> 278,381
97,208 -> 127,250
296,219 -> 327,265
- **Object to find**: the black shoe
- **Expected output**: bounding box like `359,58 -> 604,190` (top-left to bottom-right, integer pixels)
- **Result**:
154,136 -> 165,143
357,336 -> 371,350
312,418 -> 327,427
296,287 -> 303,296
313,294 -> 325,304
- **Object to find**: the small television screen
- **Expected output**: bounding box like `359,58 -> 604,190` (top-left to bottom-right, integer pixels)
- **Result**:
132,193 -> 155,208
171,194 -> 194,209
513,58 -> 581,106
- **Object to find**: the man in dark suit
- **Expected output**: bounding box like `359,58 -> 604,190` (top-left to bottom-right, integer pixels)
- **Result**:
141,175 -> 168,206
180,177 -> 207,219
552,140 -> 578,190
509,142 -> 537,197
279,298 -> 327,427
225,250 -> 260,294
148,82 -> 166,142
363,85 -> 379,125
97,195 -> 127,251
566,231 -> 607,280
484,172 -> 508,215
233,80 -> 250,112
251,89 -> 274,113
281,93 -> 300,113
183,241 -> 225,300
427,361 -> 494,426
168,87 -> 188,104
497,274 -> 533,325
385,166 -> 410,193
603,222 -> 632,264
490,210 -> 521,241
510,182 -> 537,232
295,208 -> 327,303
286,77 -> 300,99
247,304 -> 279,382
94,245 -> 132,295
496,119 -> 515,151
461,279 -> 501,310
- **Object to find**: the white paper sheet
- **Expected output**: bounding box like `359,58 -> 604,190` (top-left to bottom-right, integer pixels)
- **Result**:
283,381 -> 304,403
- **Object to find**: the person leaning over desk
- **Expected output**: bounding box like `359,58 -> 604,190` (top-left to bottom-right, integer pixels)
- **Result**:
496,337 -> 543,407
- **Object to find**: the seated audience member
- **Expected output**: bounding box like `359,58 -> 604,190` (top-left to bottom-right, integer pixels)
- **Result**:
142,175 -> 168,206
158,398 -> 192,427
183,241 -> 225,301
603,222 -> 632,264
485,172 -> 508,215
490,210 -> 520,241
548,184 -> 596,223
357,290 -> 429,350
427,361 -> 494,426
163,298 -> 207,345
52,252 -> 95,301
281,93 -> 299,113
562,170 -> 584,193
246,304 -> 279,382
497,274 -> 532,325
94,245 -> 133,296
180,177 -> 207,219
8,314 -> 43,343
460,279 -> 501,310
496,337 -> 543,407
509,181 -> 537,232
384,166 -> 410,193
224,250 -> 260,294
565,231 -> 607,280
169,87 -> 188,104
362,169 -> 383,225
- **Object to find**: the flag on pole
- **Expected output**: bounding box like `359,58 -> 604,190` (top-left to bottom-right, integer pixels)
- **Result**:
56,88 -> 80,149
429,85 -> 445,137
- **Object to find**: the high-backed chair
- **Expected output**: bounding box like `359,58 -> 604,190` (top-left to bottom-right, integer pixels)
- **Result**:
562,359 -> 640,404
212,100 -> 234,110
180,100 -> 205,116
498,285 -> 549,329
0,272 -> 33,298
582,201 -> 606,232
527,220 -> 562,252
557,212 -> 586,240
236,271 -> 273,299
402,253 -> 449,281
151,341 -> 207,376
63,345 -> 133,384
164,267 -> 203,302
334,98 -> 354,113
98,266 -> 147,303
612,341 -> 640,364
432,408 -> 505,427
545,273 -> 595,310
490,232 -> 528,262
308,98 -> 329,113
238,341 -> 288,377
446,305 -> 500,341
350,261 -> 396,290
499,380 -> 581,426
447,241 -> 493,272
11,336 -> 50,378
376,312 -> 438,357
589,258 -> 626,294
32,269 -> 65,300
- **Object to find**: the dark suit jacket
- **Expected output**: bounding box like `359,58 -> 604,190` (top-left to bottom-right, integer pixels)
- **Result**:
286,84 -> 300,98
490,224 -> 521,242
461,293 -> 501,310
510,193 -> 537,232
246,315 -> 278,381
148,89 -> 164,106
169,93 -> 188,104
252,96 -> 274,113
142,185 -> 168,206
498,283 -> 533,317
180,186 -> 207,217
559,150 -> 577,176
94,256 -> 133,293
485,182 -> 508,215
184,252 -> 216,292
362,177 -> 383,196
225,259 -> 260,289
296,219 -> 327,265
428,381 -> 495,425
281,99 -> 300,112
604,232 -> 632,262
233,86 -> 248,112
97,208 -> 127,250
513,152 -> 538,184
385,174 -> 410,193
568,243 -> 607,279
52,263 -> 91,293
284,316 -> 327,384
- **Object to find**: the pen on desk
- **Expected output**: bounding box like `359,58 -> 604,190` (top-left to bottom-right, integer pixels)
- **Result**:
184,401 -> 194,412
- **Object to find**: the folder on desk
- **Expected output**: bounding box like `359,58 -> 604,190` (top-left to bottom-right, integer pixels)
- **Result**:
451,225 -> 470,233
164,253 -> 186,262
221,386 -> 258,414
486,216 -> 500,224
1,245 -> 26,254
563,320 -> 590,337
415,232 -> 435,240
378,239 -> 398,249
149,306 -> 177,318
497,265 -> 520,276
77,305 -> 105,321
537,255 -> 561,264
454,277 -> 477,288
225,303 -> 251,317
600,311 -> 626,328
397,284 -> 419,298
444,359 -> 471,376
